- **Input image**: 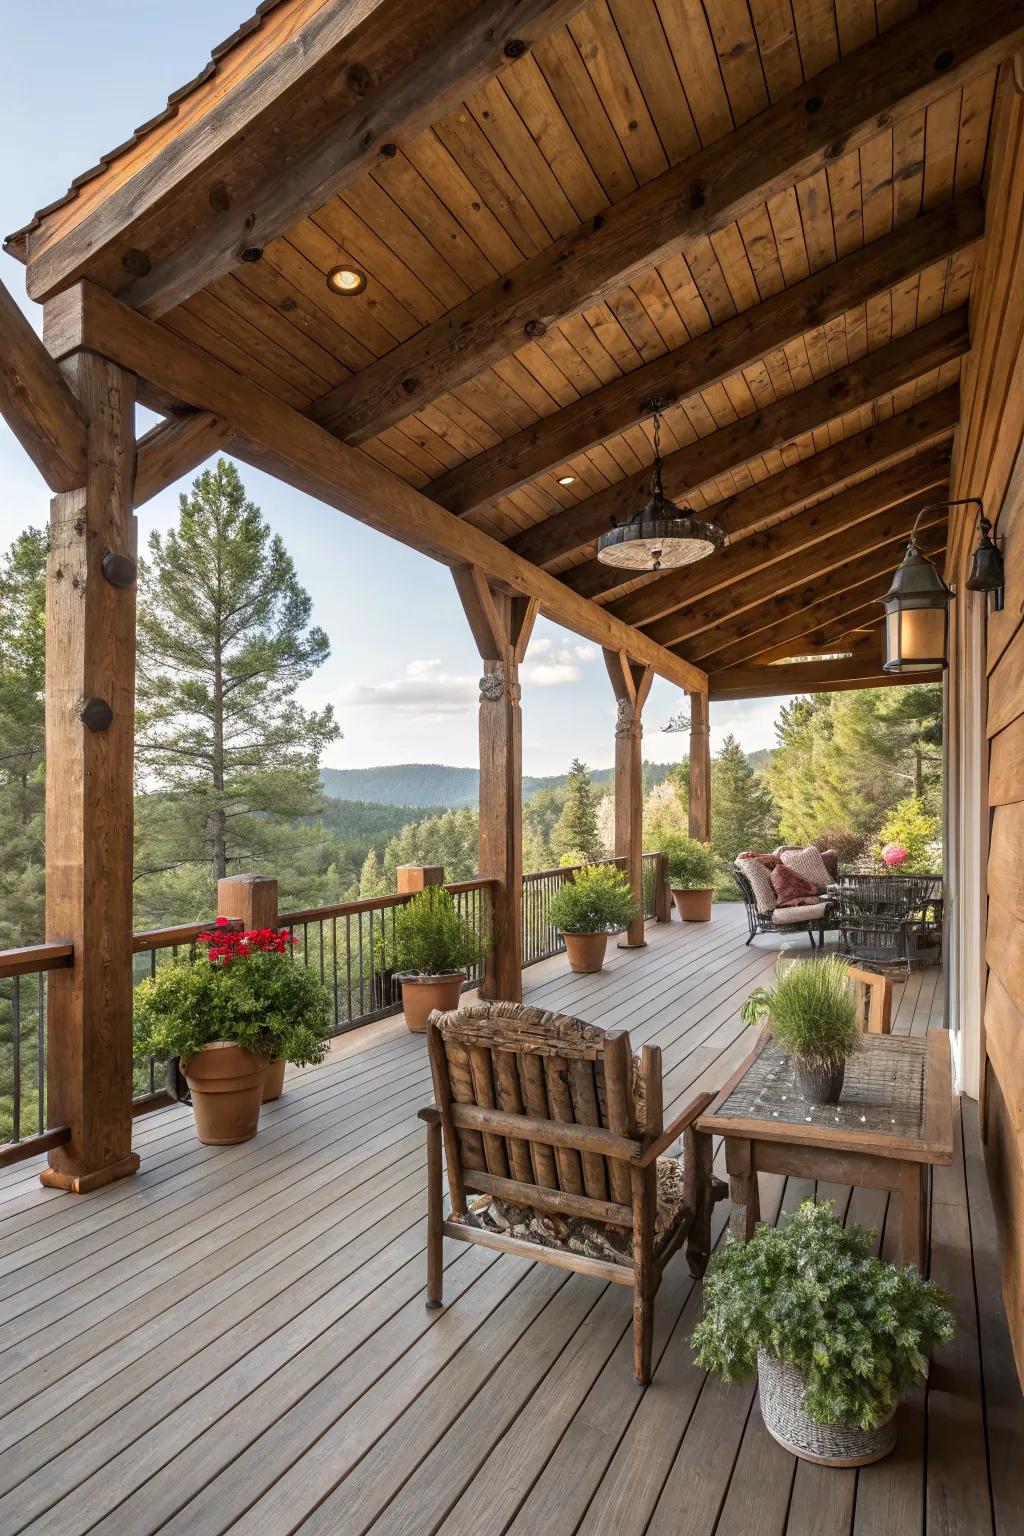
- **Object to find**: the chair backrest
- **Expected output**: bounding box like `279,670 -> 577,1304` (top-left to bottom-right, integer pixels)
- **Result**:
426,1000 -> 660,1215
846,965 -> 892,1034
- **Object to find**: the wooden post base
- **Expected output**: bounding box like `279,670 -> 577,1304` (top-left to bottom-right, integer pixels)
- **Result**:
617,937 -> 648,950
40,1151 -> 140,1194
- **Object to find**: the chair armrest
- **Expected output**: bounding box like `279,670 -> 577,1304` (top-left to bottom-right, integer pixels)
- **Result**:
418,1104 -> 441,1125
632,1090 -> 716,1168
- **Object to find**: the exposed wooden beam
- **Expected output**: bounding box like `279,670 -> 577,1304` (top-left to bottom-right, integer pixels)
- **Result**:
708,656 -> 943,701
563,387 -> 960,600
0,275 -> 87,491
747,606 -> 891,667
18,1 -> 589,307
613,448 -> 951,631
670,534 -> 944,657
654,500 -> 950,650
47,280 -> 706,694
308,1 -> 1023,443
512,310 -> 967,569
427,196 -> 982,518
134,412 -> 233,505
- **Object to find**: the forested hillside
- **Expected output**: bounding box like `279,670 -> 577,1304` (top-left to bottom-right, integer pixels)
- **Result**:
321,760 -> 677,807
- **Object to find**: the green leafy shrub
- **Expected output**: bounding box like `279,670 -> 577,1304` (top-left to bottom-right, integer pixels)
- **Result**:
740,955 -> 858,1066
692,1200 -> 955,1429
873,795 -> 941,872
812,827 -> 866,864
391,886 -> 487,976
134,926 -> 332,1067
547,863 -> 638,935
662,834 -> 718,890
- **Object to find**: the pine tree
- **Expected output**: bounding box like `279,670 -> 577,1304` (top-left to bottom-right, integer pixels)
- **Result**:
358,848 -> 390,898
135,460 -> 339,917
552,758 -> 603,861
0,529 -> 47,944
711,733 -> 779,862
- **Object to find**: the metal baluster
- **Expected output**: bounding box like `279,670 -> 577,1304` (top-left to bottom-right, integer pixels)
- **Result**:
37,971 -> 45,1134
12,978 -> 21,1144
345,914 -> 353,1025
331,917 -> 339,1031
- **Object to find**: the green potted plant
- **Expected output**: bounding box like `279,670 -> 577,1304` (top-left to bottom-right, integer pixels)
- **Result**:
662,834 -> 718,922
741,954 -> 858,1104
692,1199 -> 954,1466
134,921 -> 332,1144
390,886 -> 486,1032
546,863 -> 638,974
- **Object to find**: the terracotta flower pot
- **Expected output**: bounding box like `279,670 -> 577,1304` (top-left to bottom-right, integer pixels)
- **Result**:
400,973 -> 464,1033
672,887 -> 714,922
562,931 -> 608,973
181,1041 -> 269,1145
262,1058 -> 287,1103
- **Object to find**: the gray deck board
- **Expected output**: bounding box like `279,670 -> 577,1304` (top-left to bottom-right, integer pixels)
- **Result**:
0,906 -> 1016,1535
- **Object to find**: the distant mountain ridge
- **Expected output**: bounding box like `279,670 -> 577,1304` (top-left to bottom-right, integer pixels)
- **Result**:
321,761 -> 678,808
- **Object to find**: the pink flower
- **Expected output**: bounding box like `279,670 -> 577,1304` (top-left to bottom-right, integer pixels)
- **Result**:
882,843 -> 908,867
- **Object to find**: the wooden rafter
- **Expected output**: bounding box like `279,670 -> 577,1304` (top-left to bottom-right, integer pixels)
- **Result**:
707,655 -> 943,701
611,449 -> 952,631
746,606 -> 893,668
509,310 -> 967,569
135,412 -> 233,505
0,275 -> 87,492
426,195 -> 982,518
306,1 -> 1023,444
17,0 -> 590,308
564,388 -> 960,600
46,280 -> 705,693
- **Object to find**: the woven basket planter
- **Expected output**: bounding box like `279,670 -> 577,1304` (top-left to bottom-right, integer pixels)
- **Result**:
757,1353 -> 897,1467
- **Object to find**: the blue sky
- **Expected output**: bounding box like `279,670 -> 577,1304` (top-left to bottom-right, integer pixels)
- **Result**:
0,3 -> 792,775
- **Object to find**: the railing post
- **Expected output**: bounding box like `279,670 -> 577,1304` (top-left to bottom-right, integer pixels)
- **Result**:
216,874 -> 279,930
603,651 -> 655,948
396,865 -> 444,894
42,352 -> 139,1195
654,852 -> 672,923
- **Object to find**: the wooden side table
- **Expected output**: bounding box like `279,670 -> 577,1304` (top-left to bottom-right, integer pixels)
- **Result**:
697,1029 -> 953,1269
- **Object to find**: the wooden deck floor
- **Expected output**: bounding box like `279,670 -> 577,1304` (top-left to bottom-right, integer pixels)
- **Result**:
0,905 -> 1019,1535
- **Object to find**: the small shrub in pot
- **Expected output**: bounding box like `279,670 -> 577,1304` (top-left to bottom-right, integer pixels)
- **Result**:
692,1199 -> 954,1465
390,886 -> 487,1032
134,921 -> 331,1144
662,834 -> 718,922
546,864 -> 638,973
741,954 -> 858,1104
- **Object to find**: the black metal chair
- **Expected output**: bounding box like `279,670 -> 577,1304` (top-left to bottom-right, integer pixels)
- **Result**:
731,865 -> 827,949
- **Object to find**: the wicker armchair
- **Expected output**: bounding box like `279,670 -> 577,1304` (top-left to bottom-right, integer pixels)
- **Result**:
419,1000 -> 725,1385
731,864 -> 829,949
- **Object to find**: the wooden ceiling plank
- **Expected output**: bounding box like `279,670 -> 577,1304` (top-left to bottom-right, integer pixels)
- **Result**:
308,0 -> 1024,444
652,499 -> 949,649
24,1 -> 593,315
0,275 -> 87,492
47,278 -> 705,694
135,411 -> 233,506
427,194 -> 980,517
512,304 -> 967,569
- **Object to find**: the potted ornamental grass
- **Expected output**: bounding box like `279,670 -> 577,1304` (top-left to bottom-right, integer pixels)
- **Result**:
390,886 -> 486,1032
741,954 -> 859,1105
134,919 -> 332,1145
693,1199 -> 954,1466
662,834 -> 718,922
546,863 -> 638,973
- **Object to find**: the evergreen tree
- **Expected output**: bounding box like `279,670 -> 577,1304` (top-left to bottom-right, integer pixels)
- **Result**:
135,460 -> 339,917
552,758 -> 603,861
711,733 -> 779,862
0,529 -> 46,944
358,848 -> 391,898
381,807 -> 479,886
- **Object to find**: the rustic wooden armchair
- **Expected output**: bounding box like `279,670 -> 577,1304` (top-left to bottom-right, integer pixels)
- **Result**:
847,963 -> 893,1034
418,1000 -> 724,1385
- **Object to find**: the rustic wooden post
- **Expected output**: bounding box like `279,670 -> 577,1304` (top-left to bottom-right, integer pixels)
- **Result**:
653,851 -> 672,923
216,874 -> 279,930
603,650 -> 655,948
688,690 -> 711,843
41,353 -> 140,1193
452,567 -> 538,1002
396,865 -> 444,894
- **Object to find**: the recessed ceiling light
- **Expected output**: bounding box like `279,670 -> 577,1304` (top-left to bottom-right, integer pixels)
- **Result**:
326,265 -> 367,296
557,474 -> 576,486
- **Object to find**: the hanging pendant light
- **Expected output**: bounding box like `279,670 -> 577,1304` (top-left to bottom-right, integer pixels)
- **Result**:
879,506 -> 952,674
596,400 -> 724,571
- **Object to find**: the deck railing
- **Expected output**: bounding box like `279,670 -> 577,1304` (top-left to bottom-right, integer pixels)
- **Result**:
0,942 -> 74,1157
521,853 -> 666,966
279,878 -> 494,1035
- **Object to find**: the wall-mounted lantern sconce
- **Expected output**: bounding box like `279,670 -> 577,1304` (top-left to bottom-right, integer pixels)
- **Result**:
963,499 -> 1005,606
880,507 -> 952,674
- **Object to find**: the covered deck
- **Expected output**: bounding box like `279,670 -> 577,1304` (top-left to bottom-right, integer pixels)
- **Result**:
0,908 -> 1017,1536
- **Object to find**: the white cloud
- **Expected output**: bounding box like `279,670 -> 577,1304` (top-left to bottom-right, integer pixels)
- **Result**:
522,660 -> 581,687
339,657 -> 478,717
573,644 -> 597,661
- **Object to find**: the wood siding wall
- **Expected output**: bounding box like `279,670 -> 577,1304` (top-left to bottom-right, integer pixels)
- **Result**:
950,59 -> 1024,1380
